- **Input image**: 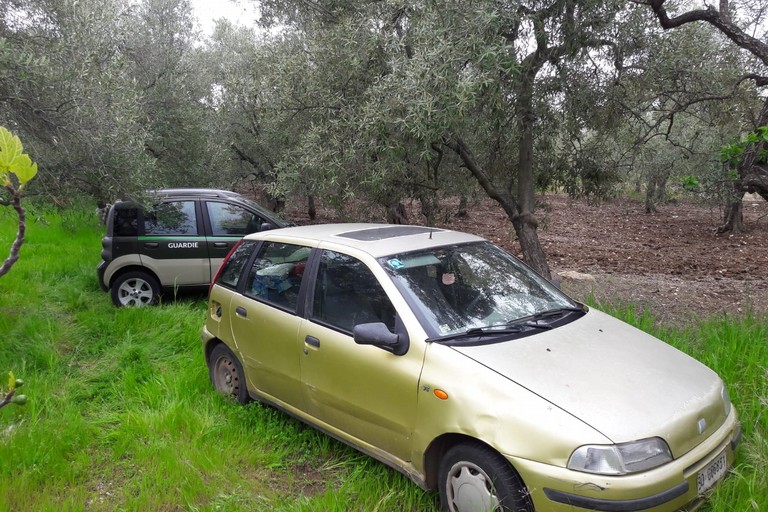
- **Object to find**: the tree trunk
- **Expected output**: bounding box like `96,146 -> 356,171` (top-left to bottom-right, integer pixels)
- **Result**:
455,195 -> 469,218
513,81 -> 552,281
718,184 -> 745,233
307,195 -> 316,220
645,178 -> 658,214
386,201 -> 408,224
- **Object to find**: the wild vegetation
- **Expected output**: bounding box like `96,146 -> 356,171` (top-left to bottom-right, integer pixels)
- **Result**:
2,1 -> 768,509
0,207 -> 766,511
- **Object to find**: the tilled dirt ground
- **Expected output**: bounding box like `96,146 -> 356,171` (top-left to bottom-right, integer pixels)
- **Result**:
283,194 -> 768,326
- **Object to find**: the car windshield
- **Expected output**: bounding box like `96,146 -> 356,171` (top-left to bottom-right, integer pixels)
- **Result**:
380,241 -> 578,338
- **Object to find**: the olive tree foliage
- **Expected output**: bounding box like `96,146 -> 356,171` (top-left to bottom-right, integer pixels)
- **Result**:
0,0 -> 155,204
636,0 -> 768,232
246,0 -> 660,280
0,0 -> 216,205
579,18 -> 760,213
125,0 -> 218,190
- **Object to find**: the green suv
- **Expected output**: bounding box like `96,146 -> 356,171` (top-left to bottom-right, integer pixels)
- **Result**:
97,188 -> 289,307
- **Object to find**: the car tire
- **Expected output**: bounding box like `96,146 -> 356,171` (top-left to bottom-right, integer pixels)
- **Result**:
208,344 -> 250,404
111,271 -> 160,307
439,442 -> 534,512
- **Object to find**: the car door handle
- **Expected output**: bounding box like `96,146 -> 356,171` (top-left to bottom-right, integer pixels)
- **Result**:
144,242 -> 159,249
305,336 -> 320,348
235,306 -> 247,317
213,242 -> 229,248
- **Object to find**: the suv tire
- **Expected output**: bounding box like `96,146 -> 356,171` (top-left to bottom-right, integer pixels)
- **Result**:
111,271 -> 160,307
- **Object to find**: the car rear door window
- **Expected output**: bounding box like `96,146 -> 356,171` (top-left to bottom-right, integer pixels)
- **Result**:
146,201 -> 198,235
243,242 -> 311,311
216,240 -> 259,289
312,251 -> 396,333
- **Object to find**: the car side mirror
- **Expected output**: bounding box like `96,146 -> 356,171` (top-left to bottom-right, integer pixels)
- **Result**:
260,222 -> 274,231
353,322 -> 408,356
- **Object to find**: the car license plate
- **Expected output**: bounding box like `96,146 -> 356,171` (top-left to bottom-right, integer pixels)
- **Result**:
697,450 -> 727,494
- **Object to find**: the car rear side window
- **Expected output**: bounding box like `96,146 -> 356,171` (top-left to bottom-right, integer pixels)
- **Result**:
217,240 -> 258,288
312,251 -> 396,333
244,242 -> 311,311
113,207 -> 139,236
206,201 -> 266,236
146,201 -> 198,235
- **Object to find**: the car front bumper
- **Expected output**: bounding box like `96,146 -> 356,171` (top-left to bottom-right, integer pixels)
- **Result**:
510,410 -> 740,512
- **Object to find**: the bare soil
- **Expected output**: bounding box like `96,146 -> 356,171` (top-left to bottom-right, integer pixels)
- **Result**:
283,194 -> 768,326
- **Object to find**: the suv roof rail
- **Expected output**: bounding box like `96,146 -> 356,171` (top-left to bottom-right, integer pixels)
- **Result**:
149,188 -> 242,198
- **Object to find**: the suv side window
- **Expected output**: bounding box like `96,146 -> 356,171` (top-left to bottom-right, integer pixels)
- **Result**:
113,207 -> 139,236
312,251 -> 396,333
146,201 -> 198,235
216,240 -> 259,289
244,242 -> 311,311
206,201 -> 266,236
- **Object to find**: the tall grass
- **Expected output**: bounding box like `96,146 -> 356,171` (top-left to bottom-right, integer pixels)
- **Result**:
1,206 -> 765,511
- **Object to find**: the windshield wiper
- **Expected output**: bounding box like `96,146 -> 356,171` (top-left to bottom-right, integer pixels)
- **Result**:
507,306 -> 585,329
427,325 -> 528,343
428,306 -> 585,344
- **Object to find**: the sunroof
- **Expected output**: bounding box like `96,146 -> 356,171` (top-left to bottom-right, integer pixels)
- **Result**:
338,226 -> 441,241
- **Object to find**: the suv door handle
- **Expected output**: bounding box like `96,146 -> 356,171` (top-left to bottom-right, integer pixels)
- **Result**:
144,242 -> 159,249
213,242 -> 229,248
305,336 -> 320,348
235,306 -> 247,317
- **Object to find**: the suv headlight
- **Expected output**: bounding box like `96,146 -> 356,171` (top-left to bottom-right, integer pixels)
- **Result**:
568,437 -> 672,475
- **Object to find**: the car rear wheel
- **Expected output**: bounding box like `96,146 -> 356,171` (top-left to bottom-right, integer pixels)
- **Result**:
111,271 -> 160,307
439,442 -> 533,512
208,344 -> 250,404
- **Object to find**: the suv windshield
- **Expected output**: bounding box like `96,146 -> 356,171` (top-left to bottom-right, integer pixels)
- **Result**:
380,242 -> 578,338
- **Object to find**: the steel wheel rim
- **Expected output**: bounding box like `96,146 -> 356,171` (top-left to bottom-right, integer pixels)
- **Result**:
117,278 -> 154,306
213,355 -> 239,397
446,461 -> 501,512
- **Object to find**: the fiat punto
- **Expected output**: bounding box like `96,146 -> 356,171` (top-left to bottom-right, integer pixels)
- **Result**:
201,224 -> 740,512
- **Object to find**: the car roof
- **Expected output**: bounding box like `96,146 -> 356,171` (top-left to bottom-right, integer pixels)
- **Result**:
249,223 -> 485,258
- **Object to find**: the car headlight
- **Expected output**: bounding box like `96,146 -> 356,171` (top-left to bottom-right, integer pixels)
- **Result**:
568,437 -> 672,475
722,383 -> 732,417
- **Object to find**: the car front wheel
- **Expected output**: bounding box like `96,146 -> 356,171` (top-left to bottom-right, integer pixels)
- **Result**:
111,271 -> 160,307
208,344 -> 250,404
439,442 -> 533,512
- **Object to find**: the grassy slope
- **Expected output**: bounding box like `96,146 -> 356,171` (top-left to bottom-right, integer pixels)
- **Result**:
0,207 -> 765,511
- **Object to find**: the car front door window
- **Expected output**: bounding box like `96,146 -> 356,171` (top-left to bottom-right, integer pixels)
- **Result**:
311,251 -> 396,333
206,201 -> 265,236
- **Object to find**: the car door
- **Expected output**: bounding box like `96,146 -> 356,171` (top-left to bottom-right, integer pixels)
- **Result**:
140,199 -> 210,285
203,200 -> 274,280
228,240 -> 312,410
298,249 -> 423,460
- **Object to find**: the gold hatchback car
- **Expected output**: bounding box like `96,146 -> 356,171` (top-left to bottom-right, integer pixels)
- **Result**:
202,224 -> 740,512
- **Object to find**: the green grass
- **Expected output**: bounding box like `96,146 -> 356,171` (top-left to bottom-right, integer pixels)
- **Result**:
0,206 -> 766,511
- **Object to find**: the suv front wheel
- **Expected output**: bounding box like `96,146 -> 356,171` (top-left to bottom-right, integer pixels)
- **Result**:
111,271 -> 160,307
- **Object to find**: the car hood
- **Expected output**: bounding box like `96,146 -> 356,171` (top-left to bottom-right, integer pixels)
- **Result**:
451,309 -> 728,457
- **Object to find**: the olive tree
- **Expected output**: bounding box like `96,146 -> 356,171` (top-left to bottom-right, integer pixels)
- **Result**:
249,0 -> 656,280
636,0 -> 768,231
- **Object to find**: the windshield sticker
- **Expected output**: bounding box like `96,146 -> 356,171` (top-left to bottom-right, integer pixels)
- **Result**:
388,259 -> 404,269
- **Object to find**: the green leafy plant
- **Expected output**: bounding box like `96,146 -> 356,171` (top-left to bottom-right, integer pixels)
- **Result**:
0,371 -> 27,410
0,125 -> 39,278
720,126 -> 768,166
